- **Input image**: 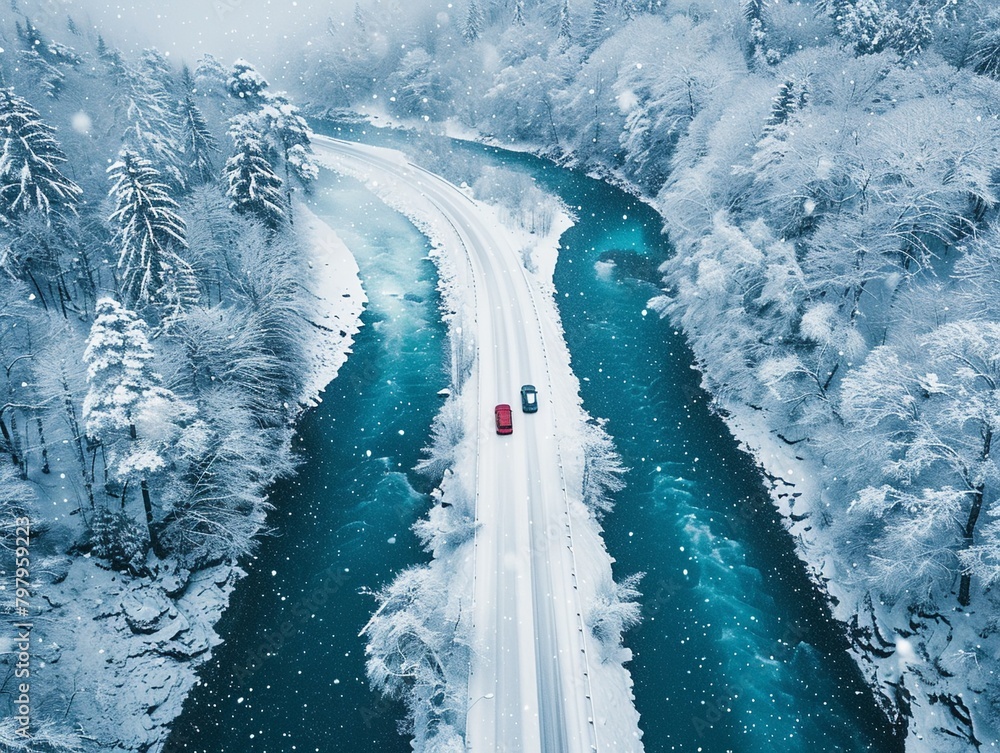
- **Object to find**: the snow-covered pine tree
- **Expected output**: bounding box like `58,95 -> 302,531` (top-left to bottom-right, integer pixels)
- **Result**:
15,18 -> 44,51
227,59 -> 269,102
0,87 -> 82,224
107,149 -> 195,311
257,94 -> 319,198
463,0 -> 485,42
354,1 -> 367,32
584,0 -> 612,51
180,93 -> 218,184
140,48 -> 177,96
96,34 -> 110,61
513,0 -> 526,26
116,59 -> 187,191
224,115 -> 287,228
18,48 -> 65,98
763,78 -> 808,133
740,0 -> 771,63
83,297 -> 193,559
836,0 -> 899,55
971,8 -> 1000,78
194,53 -> 229,95
741,0 -> 766,23
45,40 -> 82,67
557,0 -> 572,41
83,298 -> 158,436
895,1 -> 933,58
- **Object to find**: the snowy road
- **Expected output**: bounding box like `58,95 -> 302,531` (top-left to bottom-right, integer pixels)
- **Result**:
312,136 -> 600,753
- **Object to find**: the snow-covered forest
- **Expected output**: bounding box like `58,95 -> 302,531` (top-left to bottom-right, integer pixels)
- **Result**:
0,5 -> 337,748
292,0 -> 1000,747
3,0 -> 1000,749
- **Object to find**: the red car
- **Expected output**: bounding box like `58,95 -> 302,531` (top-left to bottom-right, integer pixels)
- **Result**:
494,404 -> 513,435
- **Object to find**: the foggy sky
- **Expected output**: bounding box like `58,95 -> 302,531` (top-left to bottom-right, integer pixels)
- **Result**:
40,0 -> 365,77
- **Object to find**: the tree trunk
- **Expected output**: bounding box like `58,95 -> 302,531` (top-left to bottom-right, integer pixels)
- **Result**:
24,268 -> 49,311
129,422 -> 165,558
60,374 -> 94,507
959,428 -> 992,607
284,157 -> 294,225
822,361 -> 841,393
34,415 -> 50,474
0,413 -> 19,468
140,478 -> 165,558
11,413 -> 25,478
56,273 -> 71,319
958,483 -> 984,607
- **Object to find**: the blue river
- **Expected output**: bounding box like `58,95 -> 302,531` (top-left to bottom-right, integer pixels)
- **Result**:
165,126 -> 902,753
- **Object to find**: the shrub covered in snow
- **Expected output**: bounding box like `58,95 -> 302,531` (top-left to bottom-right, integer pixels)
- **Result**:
89,506 -> 148,572
588,572 -> 643,663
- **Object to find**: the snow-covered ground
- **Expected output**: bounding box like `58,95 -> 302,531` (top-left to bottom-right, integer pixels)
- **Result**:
312,136 -> 644,752
0,211 -> 365,753
721,394 -> 998,752
294,202 -> 367,406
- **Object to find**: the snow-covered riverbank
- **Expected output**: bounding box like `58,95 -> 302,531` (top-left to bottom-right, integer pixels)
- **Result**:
322,116 -> 990,752
0,211 -> 365,753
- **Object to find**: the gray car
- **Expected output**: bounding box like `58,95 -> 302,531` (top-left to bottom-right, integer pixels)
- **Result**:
520,384 -> 538,413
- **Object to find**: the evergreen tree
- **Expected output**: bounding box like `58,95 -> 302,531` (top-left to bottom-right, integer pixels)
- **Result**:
96,34 -> 109,60
18,49 -> 65,98
227,59 -> 269,101
585,0 -> 612,50
836,0 -> 896,55
193,54 -> 229,96
180,93 -> 218,184
109,55 -> 186,190
140,48 -> 176,95
354,1 -> 367,32
464,0 -> 485,42
557,0 -> 572,41
224,116 -> 286,228
742,0 -> 766,23
763,79 -> 808,133
891,0 -> 933,58
971,9 -> 1000,78
513,0 -> 526,26
0,87 -> 82,224
257,94 -> 318,190
107,150 -> 193,308
83,298 -> 192,558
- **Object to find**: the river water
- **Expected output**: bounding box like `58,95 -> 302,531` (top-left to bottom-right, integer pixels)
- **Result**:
167,126 -> 902,753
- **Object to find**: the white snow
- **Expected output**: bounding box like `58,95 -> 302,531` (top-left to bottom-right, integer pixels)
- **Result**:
293,201 -> 367,406
719,397 -> 1000,752
312,135 -> 644,752
9,199 -> 367,753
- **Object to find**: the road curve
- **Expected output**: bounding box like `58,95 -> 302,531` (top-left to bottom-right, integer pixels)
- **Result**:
312,136 -> 598,753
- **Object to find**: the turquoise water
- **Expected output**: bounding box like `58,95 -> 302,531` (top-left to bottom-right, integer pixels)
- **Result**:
168,126 -> 903,753
164,174 -> 441,753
